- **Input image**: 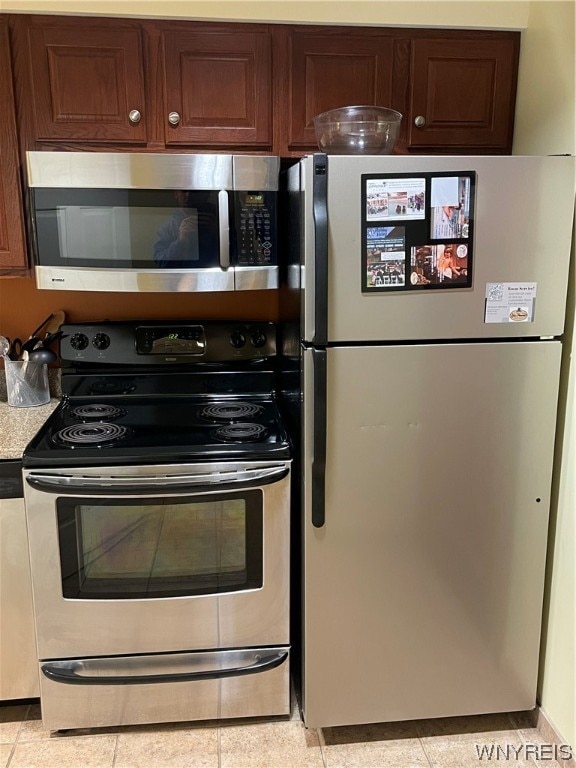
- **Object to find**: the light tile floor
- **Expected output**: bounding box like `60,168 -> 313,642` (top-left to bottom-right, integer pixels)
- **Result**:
0,695 -> 567,768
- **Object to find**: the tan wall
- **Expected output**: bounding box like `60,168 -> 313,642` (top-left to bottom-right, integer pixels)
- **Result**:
513,1 -> 576,155
0,0 -> 530,28
513,2 -> 575,750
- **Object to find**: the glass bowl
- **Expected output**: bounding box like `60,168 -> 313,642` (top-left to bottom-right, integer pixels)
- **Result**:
313,105 -> 403,155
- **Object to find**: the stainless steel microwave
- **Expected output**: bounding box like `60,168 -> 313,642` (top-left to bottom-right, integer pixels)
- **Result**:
26,152 -> 280,293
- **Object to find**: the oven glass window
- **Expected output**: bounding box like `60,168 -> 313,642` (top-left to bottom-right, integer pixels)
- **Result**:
32,189 -> 221,269
57,492 -> 262,599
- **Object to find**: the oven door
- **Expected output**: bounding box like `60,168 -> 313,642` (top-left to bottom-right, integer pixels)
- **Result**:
23,461 -> 290,660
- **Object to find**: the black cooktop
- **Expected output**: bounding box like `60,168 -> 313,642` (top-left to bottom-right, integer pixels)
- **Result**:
23,394 -> 291,467
22,320 -> 291,468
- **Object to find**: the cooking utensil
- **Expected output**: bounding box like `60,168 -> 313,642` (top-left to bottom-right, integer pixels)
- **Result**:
313,105 -> 403,155
23,337 -> 42,353
30,313 -> 56,340
0,336 -> 10,360
42,331 -> 67,348
28,347 -> 58,365
8,338 -> 23,360
45,310 -> 66,336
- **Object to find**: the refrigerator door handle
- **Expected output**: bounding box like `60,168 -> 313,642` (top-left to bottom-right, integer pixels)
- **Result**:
312,348 -> 327,527
312,154 -> 328,346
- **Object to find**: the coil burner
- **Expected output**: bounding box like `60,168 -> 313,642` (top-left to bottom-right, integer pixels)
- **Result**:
52,423 -> 130,447
213,423 -> 269,443
200,402 -> 264,422
71,404 -> 127,422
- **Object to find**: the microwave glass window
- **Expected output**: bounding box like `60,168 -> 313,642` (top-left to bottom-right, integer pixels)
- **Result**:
57,492 -> 263,599
32,189 -> 220,269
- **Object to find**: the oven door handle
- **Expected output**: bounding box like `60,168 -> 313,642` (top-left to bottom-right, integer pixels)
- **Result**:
41,650 -> 288,686
25,465 -> 289,495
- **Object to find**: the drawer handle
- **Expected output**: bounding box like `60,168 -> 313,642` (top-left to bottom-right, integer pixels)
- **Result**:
41,651 -> 288,686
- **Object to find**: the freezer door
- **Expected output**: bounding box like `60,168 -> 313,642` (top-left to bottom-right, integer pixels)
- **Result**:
300,154 -> 575,342
302,341 -> 560,727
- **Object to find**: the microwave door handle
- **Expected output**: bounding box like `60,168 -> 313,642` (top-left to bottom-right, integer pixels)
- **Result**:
41,650 -> 288,686
218,189 -> 230,269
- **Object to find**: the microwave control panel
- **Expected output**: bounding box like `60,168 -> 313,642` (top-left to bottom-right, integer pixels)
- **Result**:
233,192 -> 276,266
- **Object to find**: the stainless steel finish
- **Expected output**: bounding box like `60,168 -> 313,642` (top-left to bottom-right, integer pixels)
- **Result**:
168,111 -> 181,125
235,265 -> 279,291
128,109 -> 141,124
39,647 -> 290,730
0,496 -> 40,700
43,648 -> 286,682
302,341 -> 561,727
24,460 -> 291,659
27,151 -> 280,191
300,155 -> 575,342
27,151 -> 233,190
218,190 -> 230,268
27,464 -> 289,490
35,265 -> 235,292
233,155 -> 281,192
414,115 -> 426,127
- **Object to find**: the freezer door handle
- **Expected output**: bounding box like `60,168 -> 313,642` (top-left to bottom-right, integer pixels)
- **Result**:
312,153 -> 328,346
312,348 -> 327,527
41,650 -> 288,686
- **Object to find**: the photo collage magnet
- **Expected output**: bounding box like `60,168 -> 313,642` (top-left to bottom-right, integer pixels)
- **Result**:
361,171 -> 475,292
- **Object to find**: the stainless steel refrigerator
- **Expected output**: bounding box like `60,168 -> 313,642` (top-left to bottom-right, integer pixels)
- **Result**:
288,154 -> 575,728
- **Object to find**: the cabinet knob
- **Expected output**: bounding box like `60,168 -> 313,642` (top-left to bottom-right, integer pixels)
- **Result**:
414,115 -> 426,128
128,109 -> 141,124
168,112 -> 181,126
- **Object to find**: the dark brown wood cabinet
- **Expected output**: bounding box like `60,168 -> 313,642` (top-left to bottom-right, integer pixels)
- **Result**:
11,15 -> 147,146
279,27 -> 520,156
277,26 -> 394,155
0,18 -> 28,274
11,16 -> 274,152
402,35 -> 520,153
8,15 -> 520,157
159,26 -> 272,148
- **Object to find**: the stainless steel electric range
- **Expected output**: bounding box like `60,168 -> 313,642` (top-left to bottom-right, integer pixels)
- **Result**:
22,321 -> 291,732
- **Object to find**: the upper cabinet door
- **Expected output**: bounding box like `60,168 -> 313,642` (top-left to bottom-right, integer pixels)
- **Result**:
161,27 -> 273,148
17,17 -> 147,144
282,28 -> 395,154
0,19 -> 28,273
406,37 -> 519,152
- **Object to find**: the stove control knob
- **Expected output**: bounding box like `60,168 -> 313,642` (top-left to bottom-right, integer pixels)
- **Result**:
70,333 -> 89,351
250,329 -> 267,348
230,330 -> 246,349
92,333 -> 111,350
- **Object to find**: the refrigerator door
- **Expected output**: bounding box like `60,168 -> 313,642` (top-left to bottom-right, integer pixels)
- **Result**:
302,340 -> 560,728
300,154 -> 575,343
